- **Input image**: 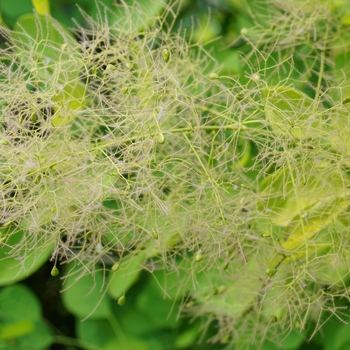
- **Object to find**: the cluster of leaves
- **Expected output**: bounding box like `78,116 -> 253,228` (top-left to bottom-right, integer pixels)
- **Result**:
2,0 -> 350,348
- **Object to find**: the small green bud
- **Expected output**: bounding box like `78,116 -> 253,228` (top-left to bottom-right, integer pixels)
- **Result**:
121,86 -> 128,94
105,64 -> 116,71
185,300 -> 195,308
209,72 -> 219,80
151,229 -> 158,240
31,114 -> 37,123
0,139 -> 9,145
251,73 -> 260,82
195,253 -> 203,262
262,233 -> 271,238
217,285 -> 227,294
157,133 -> 165,144
125,62 -> 133,69
3,220 -> 14,227
342,97 -> 350,104
118,295 -> 126,306
111,261 -> 120,272
162,48 -> 170,62
240,28 -> 249,35
51,266 -> 59,277
223,261 -> 229,270
266,268 -> 276,277
213,286 -> 219,295
235,93 -> 244,101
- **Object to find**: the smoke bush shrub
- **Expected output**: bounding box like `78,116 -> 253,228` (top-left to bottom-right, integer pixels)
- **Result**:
1,0 -> 350,348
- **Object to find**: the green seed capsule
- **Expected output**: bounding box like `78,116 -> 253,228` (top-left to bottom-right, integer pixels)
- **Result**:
105,64 -> 116,71
31,114 -> 37,123
0,139 -> 9,145
235,93 -> 244,101
157,133 -> 165,144
262,233 -> 271,238
185,300 -> 195,308
118,295 -> 126,306
342,97 -> 350,104
121,86 -> 128,94
162,48 -> 170,62
126,62 -> 133,69
111,261 -> 120,272
218,285 -> 227,294
223,261 -> 229,270
151,229 -> 158,240
195,253 -> 203,262
209,72 -> 219,80
51,266 -> 59,277
3,220 -> 14,227
266,268 -> 276,277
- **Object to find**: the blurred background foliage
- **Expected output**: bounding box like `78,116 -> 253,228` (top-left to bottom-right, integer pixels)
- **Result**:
1,0 -> 350,349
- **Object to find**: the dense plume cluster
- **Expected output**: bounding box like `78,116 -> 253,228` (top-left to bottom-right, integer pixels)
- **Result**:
1,0 -> 350,347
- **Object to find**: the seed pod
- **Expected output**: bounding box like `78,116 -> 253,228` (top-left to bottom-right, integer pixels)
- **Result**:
213,286 -> 219,295
162,49 -> 170,62
218,285 -> 227,294
0,139 -> 9,145
209,72 -> 219,80
51,266 -> 59,277
125,62 -> 133,69
251,73 -> 260,82
151,229 -> 158,240
118,295 -> 126,306
223,261 -> 229,270
3,220 -> 14,227
111,261 -> 120,272
342,97 -> 350,104
266,268 -> 276,277
121,86 -> 128,94
105,64 -> 116,71
185,300 -> 194,308
235,93 -> 244,101
240,28 -> 249,35
195,253 -> 203,262
157,133 -> 165,144
262,233 -> 271,238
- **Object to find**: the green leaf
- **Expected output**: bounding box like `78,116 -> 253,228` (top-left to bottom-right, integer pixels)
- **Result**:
0,0 -> 32,27
108,0 -> 167,32
103,337 -> 150,350
107,253 -> 147,299
77,319 -> 116,349
16,320 -> 53,350
13,14 -> 80,81
31,0 -> 50,15
0,284 -> 54,349
0,320 -> 34,340
263,86 -> 327,139
258,162 -> 348,227
0,284 -> 41,321
135,276 -> 179,329
62,264 -> 111,320
0,228 -> 53,286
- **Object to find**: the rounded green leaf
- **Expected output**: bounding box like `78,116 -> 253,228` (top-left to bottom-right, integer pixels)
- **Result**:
62,264 -> 111,319
0,227 -> 53,286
